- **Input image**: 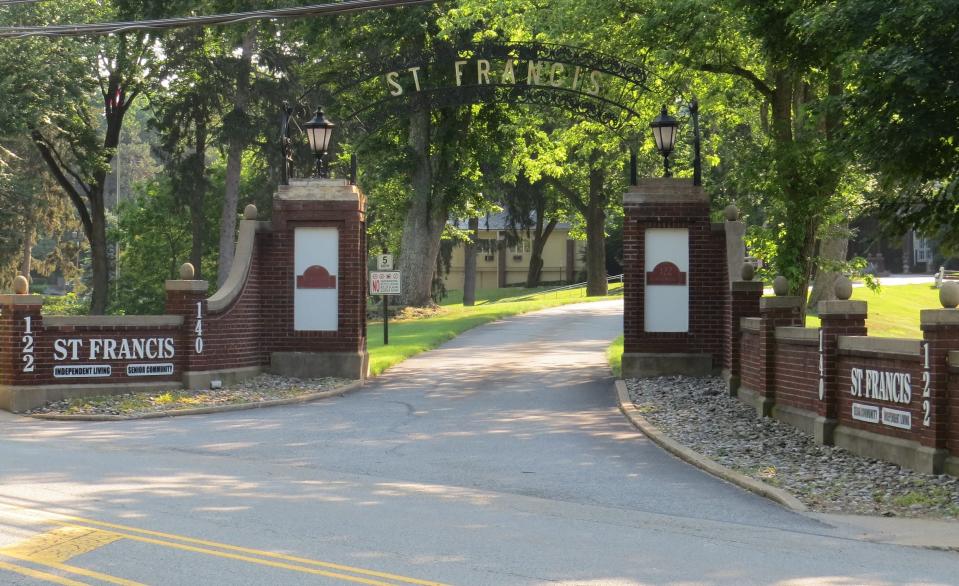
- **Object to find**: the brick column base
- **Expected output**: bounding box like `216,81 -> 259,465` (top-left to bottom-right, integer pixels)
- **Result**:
817,300 -> 867,444
725,281 -> 763,395
751,296 -> 802,417
918,309 -> 959,473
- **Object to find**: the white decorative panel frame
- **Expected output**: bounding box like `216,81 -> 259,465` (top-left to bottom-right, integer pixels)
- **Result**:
294,227 -> 339,331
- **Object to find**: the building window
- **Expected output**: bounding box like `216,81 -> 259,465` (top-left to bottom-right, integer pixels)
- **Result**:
508,239 -> 531,255
914,234 -> 932,264
476,239 -> 497,254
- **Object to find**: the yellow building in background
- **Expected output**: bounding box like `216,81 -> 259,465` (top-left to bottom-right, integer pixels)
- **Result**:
443,213 -> 587,291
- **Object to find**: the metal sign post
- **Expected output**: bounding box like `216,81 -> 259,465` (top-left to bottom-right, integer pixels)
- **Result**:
370,269 -> 401,345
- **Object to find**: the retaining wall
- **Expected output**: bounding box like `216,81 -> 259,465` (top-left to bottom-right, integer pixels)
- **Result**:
0,179 -> 367,412
730,290 -> 959,475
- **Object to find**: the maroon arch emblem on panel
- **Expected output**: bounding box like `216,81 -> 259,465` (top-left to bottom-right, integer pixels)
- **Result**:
297,265 -> 337,289
646,261 -> 687,285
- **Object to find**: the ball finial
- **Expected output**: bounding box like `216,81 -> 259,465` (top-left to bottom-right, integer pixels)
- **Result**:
243,204 -> 258,220
834,275 -> 853,301
13,275 -> 29,295
940,281 -> 959,309
772,275 -> 789,296
724,204 -> 740,222
179,263 -> 196,281
740,262 -> 755,281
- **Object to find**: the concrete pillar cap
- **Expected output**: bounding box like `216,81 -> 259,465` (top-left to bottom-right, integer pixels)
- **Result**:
818,299 -> 867,317
760,296 -> 802,310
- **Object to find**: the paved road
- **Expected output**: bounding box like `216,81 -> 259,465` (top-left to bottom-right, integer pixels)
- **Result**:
0,300 -> 956,585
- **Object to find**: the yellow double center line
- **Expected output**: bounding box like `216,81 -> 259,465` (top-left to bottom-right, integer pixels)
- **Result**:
0,512 -> 450,586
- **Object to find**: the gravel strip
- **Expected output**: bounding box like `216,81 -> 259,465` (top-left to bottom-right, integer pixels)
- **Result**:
626,376 -> 959,519
28,375 -> 351,417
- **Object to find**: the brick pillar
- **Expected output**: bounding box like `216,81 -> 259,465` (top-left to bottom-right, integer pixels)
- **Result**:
918,309 -> 958,473
725,281 -> 763,395
0,293 -> 44,412
621,178 -> 725,377
754,296 -> 802,416
267,179 -> 368,379
165,279 -> 210,389
816,300 -> 867,444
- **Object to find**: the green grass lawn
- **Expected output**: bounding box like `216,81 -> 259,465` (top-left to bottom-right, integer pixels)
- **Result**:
607,335 -> 624,377
366,283 -> 623,375
806,283 -> 939,338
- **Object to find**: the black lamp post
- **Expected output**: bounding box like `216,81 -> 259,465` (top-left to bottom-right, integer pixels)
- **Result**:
304,107 -> 335,178
650,105 -> 679,177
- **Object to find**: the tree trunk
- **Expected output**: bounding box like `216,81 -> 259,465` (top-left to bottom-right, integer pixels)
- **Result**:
585,204 -> 608,296
808,225 -> 849,310
463,216 -> 478,306
20,227 -> 33,281
190,120 -> 208,277
217,28 -> 256,287
585,164 -> 608,296
89,192 -> 110,314
398,99 -> 448,306
526,216 -> 557,288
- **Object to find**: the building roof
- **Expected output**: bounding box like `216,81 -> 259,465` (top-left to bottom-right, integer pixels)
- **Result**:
450,210 -> 571,231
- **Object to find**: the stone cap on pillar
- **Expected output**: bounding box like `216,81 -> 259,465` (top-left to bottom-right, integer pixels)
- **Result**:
920,308 -> 959,327
165,280 -> 209,292
0,294 -> 43,306
623,178 -> 707,205
732,281 -> 764,293
760,296 -> 802,310
818,299 -> 867,317
277,178 -> 364,203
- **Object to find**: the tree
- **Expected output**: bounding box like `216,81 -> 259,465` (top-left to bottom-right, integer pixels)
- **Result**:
4,0 -> 158,313
795,1 -> 959,251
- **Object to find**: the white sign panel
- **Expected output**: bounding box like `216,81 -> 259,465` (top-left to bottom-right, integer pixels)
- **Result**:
54,365 -> 112,379
377,254 -> 394,270
851,402 -> 880,424
370,271 -> 401,295
644,228 -> 689,333
882,407 -> 912,430
127,363 -> 175,377
294,227 -> 339,331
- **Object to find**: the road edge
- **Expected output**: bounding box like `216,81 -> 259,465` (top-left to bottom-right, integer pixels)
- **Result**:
614,379 -> 808,512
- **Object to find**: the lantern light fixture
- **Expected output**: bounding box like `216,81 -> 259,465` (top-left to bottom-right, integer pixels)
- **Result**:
304,107 -> 335,178
650,105 -> 679,177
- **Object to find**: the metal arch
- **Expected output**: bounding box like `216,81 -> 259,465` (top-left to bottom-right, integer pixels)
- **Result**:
302,40 -> 654,107
340,83 -> 641,127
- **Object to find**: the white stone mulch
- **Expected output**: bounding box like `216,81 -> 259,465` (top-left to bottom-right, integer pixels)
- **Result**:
625,376 -> 959,519
29,375 -> 351,417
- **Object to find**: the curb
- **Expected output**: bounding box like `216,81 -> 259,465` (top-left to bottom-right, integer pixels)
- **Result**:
27,380 -> 365,422
614,379 -> 808,512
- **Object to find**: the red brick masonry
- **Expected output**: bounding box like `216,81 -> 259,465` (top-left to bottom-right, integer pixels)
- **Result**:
0,180 -> 367,412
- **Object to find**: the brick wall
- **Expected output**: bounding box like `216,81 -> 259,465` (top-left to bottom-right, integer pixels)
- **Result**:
740,327 -> 762,392
835,352 -> 923,442
773,338 -> 820,413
